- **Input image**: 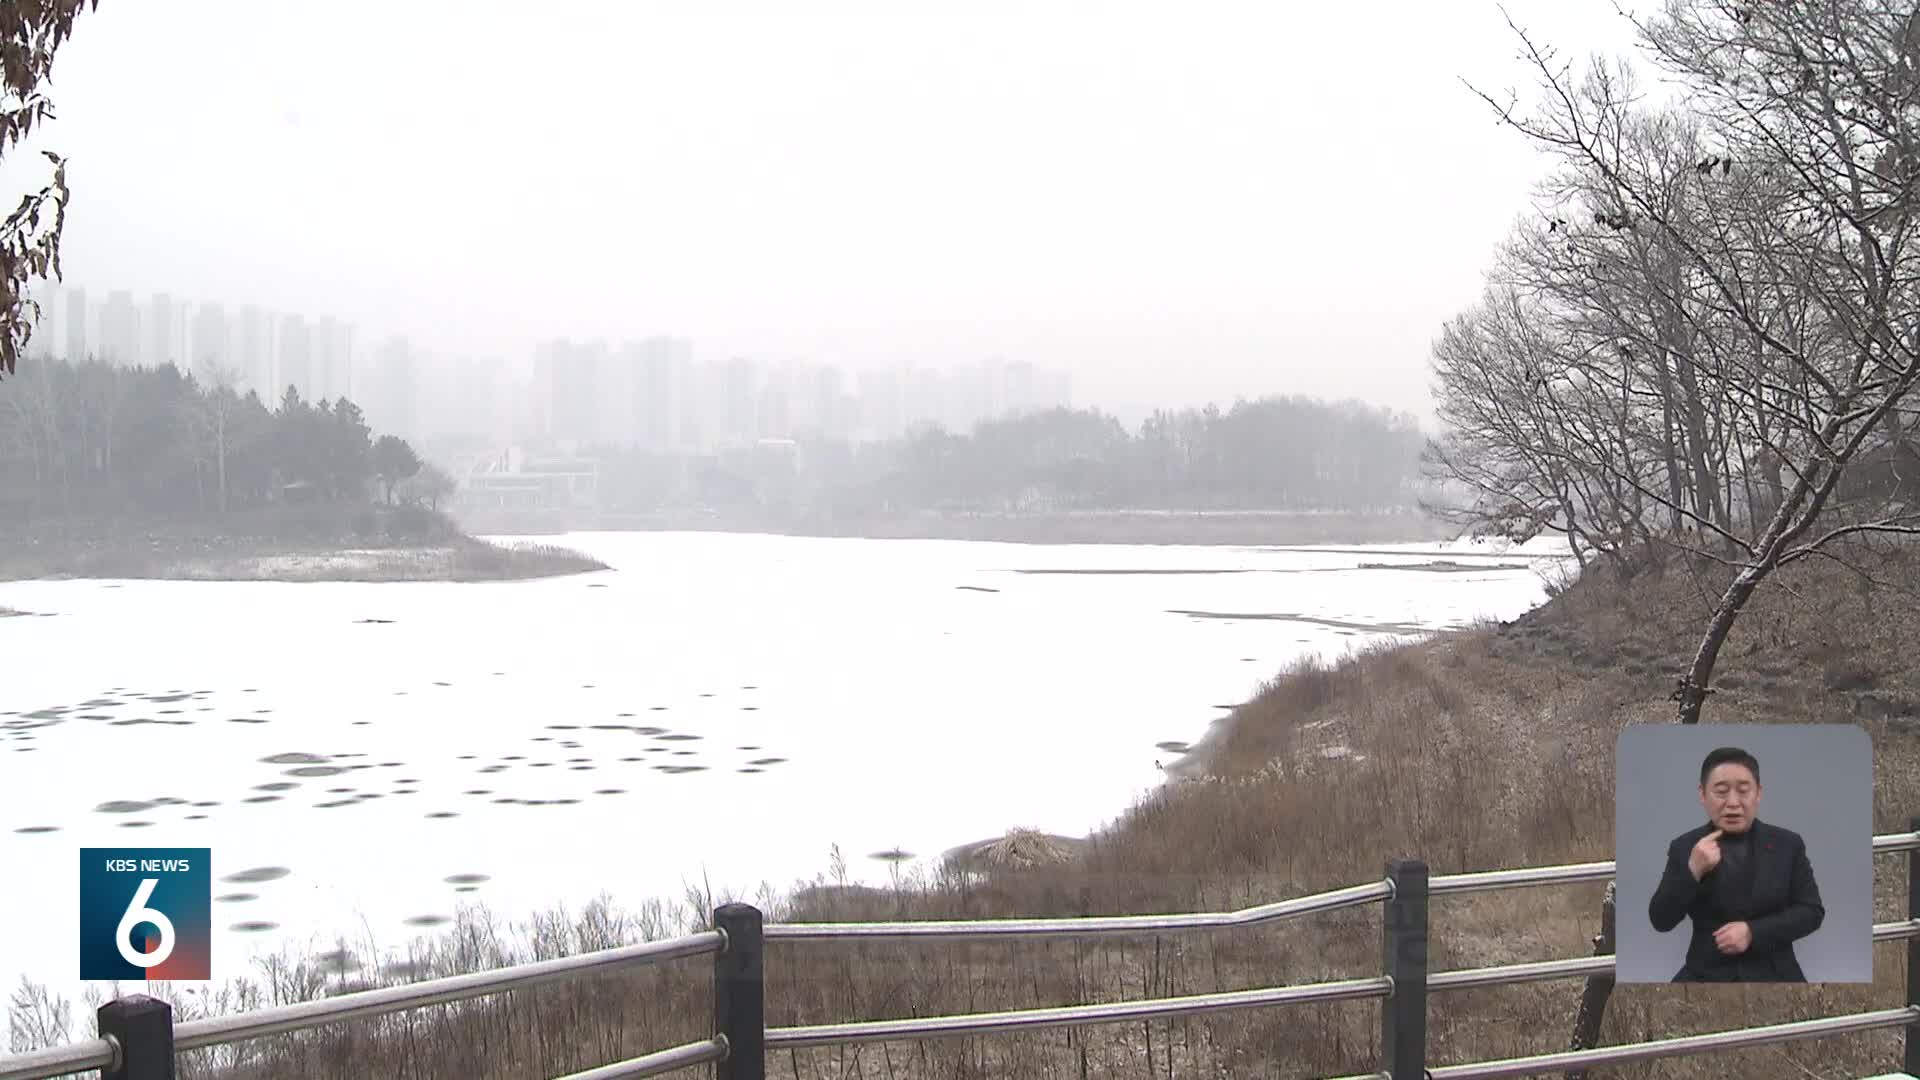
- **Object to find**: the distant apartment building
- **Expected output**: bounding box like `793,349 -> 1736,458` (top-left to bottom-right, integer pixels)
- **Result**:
538,339 -> 601,447
20,281 -> 61,361
191,303 -> 230,380
146,293 -> 182,369
637,336 -> 690,451
314,317 -> 353,402
856,369 -> 904,442
758,365 -> 792,440
63,285 -> 87,362
723,356 -> 758,447
237,306 -> 272,396
99,291 -> 139,368
361,336 -> 418,437
278,314 -> 312,400
1003,360 -> 1037,416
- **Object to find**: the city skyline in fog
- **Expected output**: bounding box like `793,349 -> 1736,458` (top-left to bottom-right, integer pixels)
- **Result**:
9,1 -> 1650,422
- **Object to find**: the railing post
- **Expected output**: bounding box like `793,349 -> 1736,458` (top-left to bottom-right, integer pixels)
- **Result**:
98,994 -> 173,1080
1383,858 -> 1429,1080
715,902 -> 765,1080
1906,816 -> 1920,1076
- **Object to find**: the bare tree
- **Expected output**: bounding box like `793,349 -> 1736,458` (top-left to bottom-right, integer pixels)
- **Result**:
1444,1 -> 1920,725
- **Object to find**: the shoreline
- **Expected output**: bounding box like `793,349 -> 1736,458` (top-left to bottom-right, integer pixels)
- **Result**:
455,508 -> 1460,548
0,509 -> 609,583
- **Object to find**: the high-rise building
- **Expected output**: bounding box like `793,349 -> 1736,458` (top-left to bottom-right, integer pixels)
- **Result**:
20,281 -> 60,361
64,286 -> 87,362
100,291 -> 139,368
538,339 -> 600,446
856,369 -> 903,443
238,306 -> 271,397
1045,371 -> 1072,410
278,314 -> 312,401
597,342 -> 639,446
723,357 -> 758,447
634,336 -> 690,451
314,317 -> 353,402
191,303 -> 231,381
368,336 -> 418,437
759,364 -> 793,440
147,293 -> 181,369
1004,360 -> 1037,417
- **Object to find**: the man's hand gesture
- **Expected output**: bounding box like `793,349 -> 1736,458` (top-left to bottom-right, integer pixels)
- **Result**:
1688,829 -> 1724,881
1714,920 -> 1753,955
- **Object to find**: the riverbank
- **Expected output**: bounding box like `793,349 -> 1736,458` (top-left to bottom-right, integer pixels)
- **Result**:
0,507 -> 608,582
10,540 -> 1914,1078
456,506 -> 1458,547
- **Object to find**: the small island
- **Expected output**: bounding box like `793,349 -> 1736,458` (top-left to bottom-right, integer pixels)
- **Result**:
0,361 -> 605,583
0,507 -> 605,583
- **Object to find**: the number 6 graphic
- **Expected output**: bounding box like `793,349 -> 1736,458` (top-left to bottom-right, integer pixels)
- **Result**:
115,879 -> 176,968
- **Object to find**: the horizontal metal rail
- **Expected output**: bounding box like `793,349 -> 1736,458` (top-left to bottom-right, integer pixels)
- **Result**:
0,1038 -> 117,1080
1424,1006 -> 1920,1079
1877,831 -> 1920,855
550,1037 -> 729,1080
1429,955 -> 1613,990
171,931 -> 724,1051
1429,860 -> 1613,896
764,976 -> 1393,1049
763,880 -> 1391,942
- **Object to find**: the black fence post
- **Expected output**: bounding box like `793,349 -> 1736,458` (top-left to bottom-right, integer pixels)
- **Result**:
1383,858 -> 1429,1080
715,902 -> 765,1080
1906,816 -> 1920,1076
98,994 -> 174,1080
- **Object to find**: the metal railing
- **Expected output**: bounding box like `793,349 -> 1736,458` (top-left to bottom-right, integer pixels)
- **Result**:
6,827 -> 1920,1080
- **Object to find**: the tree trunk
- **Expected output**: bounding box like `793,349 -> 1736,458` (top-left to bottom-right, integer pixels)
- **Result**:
1565,881 -> 1617,1080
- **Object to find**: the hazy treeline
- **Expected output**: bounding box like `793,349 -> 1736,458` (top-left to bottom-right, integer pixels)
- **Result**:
0,359 -> 447,519
598,395 -> 1428,515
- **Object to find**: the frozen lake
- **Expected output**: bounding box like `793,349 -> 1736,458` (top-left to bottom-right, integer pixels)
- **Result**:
0,531 -> 1565,998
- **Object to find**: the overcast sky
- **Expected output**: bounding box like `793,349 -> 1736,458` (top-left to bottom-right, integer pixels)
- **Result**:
24,0 -> 1651,422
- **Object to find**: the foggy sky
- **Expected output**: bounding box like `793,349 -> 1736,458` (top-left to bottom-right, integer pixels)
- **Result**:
21,1 -> 1649,422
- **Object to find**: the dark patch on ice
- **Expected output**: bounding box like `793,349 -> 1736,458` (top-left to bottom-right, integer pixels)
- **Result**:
216,893 -> 257,903
223,866 -> 290,884
444,873 -> 490,885
230,921 -> 278,933
14,825 -> 58,834
404,914 -> 451,928
262,752 -> 329,765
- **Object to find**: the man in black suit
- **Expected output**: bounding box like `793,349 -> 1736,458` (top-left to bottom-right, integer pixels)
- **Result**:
1648,746 -> 1825,982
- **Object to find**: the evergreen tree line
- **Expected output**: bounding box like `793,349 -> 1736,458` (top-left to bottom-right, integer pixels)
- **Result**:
0,359 -> 439,518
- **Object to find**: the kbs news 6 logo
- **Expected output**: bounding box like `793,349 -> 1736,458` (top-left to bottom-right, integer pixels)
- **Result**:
79,848 -> 211,980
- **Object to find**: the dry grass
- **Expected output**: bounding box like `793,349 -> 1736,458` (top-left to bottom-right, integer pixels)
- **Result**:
12,540 -> 1920,1078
